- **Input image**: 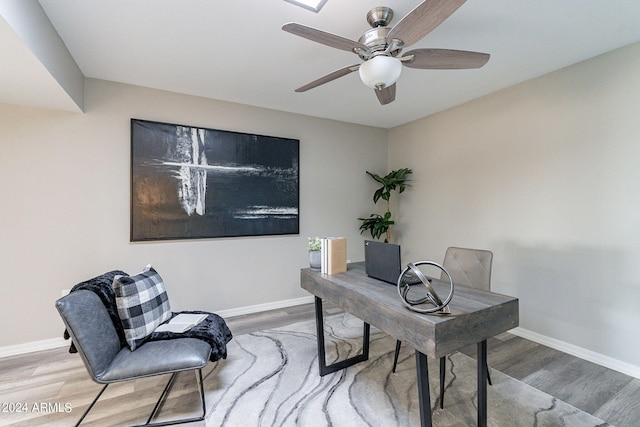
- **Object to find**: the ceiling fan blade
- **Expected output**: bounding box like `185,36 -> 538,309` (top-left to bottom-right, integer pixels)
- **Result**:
295,65 -> 360,92
375,83 -> 396,105
403,48 -> 489,69
387,0 -> 466,48
283,23 -> 369,54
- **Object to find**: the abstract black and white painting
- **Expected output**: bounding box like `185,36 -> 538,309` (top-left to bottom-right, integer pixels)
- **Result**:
130,119 -> 299,241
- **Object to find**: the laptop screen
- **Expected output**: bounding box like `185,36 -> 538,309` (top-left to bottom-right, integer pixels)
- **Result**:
364,240 -> 401,284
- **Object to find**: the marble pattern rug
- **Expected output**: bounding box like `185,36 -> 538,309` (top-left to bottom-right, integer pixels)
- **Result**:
204,313 -> 610,426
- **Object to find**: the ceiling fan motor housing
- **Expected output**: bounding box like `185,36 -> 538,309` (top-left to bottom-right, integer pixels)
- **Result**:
358,7 -> 402,59
359,28 -> 391,51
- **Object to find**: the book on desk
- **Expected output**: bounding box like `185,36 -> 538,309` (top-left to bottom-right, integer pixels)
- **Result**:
320,237 -> 347,275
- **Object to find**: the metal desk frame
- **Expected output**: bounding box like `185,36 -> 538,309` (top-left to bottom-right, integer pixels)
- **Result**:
302,263 -> 518,427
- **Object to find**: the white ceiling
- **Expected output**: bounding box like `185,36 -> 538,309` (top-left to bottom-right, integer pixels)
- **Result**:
4,0 -> 640,128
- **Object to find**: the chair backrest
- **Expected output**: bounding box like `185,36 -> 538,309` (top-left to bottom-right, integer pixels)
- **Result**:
56,290 -> 122,382
440,247 -> 493,290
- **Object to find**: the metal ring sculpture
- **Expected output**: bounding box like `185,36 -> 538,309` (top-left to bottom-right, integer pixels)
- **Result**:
397,261 -> 454,314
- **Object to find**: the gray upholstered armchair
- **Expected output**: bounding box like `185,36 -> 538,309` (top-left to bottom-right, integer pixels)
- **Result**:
56,289 -> 212,426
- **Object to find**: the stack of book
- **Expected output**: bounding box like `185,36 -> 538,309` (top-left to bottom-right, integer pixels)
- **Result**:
320,237 -> 347,275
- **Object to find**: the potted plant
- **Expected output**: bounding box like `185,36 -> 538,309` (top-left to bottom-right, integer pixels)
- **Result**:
308,236 -> 322,270
358,168 -> 412,243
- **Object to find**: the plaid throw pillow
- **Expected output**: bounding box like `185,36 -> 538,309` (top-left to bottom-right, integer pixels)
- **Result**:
113,265 -> 171,350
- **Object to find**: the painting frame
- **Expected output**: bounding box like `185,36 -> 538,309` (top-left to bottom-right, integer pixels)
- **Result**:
130,119 -> 299,241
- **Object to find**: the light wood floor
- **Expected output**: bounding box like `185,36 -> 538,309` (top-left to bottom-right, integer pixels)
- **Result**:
1,303 -> 638,426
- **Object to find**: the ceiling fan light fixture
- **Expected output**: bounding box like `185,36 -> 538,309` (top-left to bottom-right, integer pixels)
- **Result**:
359,55 -> 402,89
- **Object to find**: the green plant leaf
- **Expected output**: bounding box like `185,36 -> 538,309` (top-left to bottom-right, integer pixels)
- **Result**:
360,168 -> 412,242
366,168 -> 412,205
357,213 -> 394,241
366,171 -> 384,184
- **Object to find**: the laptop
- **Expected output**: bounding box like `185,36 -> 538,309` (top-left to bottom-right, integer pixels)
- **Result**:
364,240 -> 423,285
364,240 -> 402,284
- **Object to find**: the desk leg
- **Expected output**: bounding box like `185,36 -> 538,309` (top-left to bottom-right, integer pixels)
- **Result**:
477,340 -> 488,427
416,351 -> 433,427
314,296 -> 370,376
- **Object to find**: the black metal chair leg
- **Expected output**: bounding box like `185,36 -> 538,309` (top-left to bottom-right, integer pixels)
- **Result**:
141,369 -> 207,427
438,356 -> 491,410
392,340 -> 402,373
76,369 -> 206,427
75,384 -> 109,427
197,368 -> 206,419
146,373 -> 178,424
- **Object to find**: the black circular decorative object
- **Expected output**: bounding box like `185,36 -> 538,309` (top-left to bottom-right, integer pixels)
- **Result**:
397,261 -> 454,314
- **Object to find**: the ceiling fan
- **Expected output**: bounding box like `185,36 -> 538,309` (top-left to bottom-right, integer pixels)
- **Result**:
282,0 -> 489,105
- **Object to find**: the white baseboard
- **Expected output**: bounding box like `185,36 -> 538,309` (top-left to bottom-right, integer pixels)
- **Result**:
0,296 -> 315,359
0,337 -> 68,359
510,327 -> 640,380
214,295 -> 315,318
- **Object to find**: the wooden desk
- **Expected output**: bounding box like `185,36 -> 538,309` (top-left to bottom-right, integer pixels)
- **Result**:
301,262 -> 519,427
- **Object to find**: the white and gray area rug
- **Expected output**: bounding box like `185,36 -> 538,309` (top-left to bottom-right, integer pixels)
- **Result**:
204,313 -> 609,426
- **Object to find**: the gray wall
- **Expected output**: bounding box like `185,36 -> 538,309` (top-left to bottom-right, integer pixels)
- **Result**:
389,41 -> 640,374
0,78 -> 387,347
